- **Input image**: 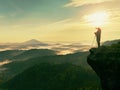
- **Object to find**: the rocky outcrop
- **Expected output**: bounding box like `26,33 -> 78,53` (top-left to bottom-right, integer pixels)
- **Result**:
87,41 -> 120,90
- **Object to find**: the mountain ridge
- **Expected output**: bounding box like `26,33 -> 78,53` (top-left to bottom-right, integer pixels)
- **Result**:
21,39 -> 48,46
87,40 -> 120,90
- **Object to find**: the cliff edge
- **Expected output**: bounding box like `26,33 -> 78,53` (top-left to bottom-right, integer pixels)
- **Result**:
87,41 -> 120,90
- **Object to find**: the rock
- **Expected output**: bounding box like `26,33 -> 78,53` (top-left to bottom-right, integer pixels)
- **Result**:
87,41 -> 120,90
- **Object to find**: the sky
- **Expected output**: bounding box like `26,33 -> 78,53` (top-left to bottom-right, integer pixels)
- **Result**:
0,0 -> 120,44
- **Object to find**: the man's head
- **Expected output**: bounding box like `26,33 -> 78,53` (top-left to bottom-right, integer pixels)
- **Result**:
96,27 -> 101,31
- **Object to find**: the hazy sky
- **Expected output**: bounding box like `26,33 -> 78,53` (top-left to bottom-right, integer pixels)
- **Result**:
0,0 -> 120,44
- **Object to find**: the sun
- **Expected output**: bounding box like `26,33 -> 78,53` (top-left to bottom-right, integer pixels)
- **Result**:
85,11 -> 109,27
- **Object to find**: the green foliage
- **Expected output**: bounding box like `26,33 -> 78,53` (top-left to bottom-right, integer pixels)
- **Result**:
0,50 -> 24,61
2,52 -> 90,79
110,41 -> 120,49
1,63 -> 100,90
11,49 -> 56,61
0,49 -> 101,89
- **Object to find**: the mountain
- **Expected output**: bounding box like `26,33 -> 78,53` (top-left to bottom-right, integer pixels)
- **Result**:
0,49 -> 56,79
0,49 -> 56,62
0,50 -> 24,61
87,40 -> 120,90
0,39 -> 49,50
0,46 -> 102,89
103,39 -> 120,46
21,39 -> 48,46
1,63 -> 100,90
2,52 -> 91,79
11,49 -> 56,61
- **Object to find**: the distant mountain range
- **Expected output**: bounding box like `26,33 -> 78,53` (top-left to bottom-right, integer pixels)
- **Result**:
0,39 -> 49,50
0,39 -> 91,54
11,49 -> 56,61
20,39 -> 48,46
0,50 -> 24,61
0,49 -> 56,62
0,50 -> 90,79
0,39 -> 119,52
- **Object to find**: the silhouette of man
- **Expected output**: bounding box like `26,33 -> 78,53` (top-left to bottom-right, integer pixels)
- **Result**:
95,27 -> 101,47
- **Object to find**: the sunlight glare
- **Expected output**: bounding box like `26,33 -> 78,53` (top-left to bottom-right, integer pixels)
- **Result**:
85,11 -> 109,27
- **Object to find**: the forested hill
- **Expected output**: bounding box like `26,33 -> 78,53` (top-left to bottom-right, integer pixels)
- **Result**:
1,63 -> 100,90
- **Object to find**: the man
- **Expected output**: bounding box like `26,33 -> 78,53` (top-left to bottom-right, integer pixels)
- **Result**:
95,27 -> 101,47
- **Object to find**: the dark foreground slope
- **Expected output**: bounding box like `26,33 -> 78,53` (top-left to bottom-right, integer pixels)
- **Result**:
87,41 -> 120,90
2,52 -> 90,79
1,63 -> 100,90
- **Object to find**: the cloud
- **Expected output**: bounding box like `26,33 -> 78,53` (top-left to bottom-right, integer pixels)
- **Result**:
108,8 -> 120,21
64,0 -> 114,7
0,60 -> 12,66
50,19 -> 71,25
0,41 -> 90,55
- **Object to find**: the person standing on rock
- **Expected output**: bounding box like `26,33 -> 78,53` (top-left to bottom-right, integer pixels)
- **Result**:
95,27 -> 101,47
